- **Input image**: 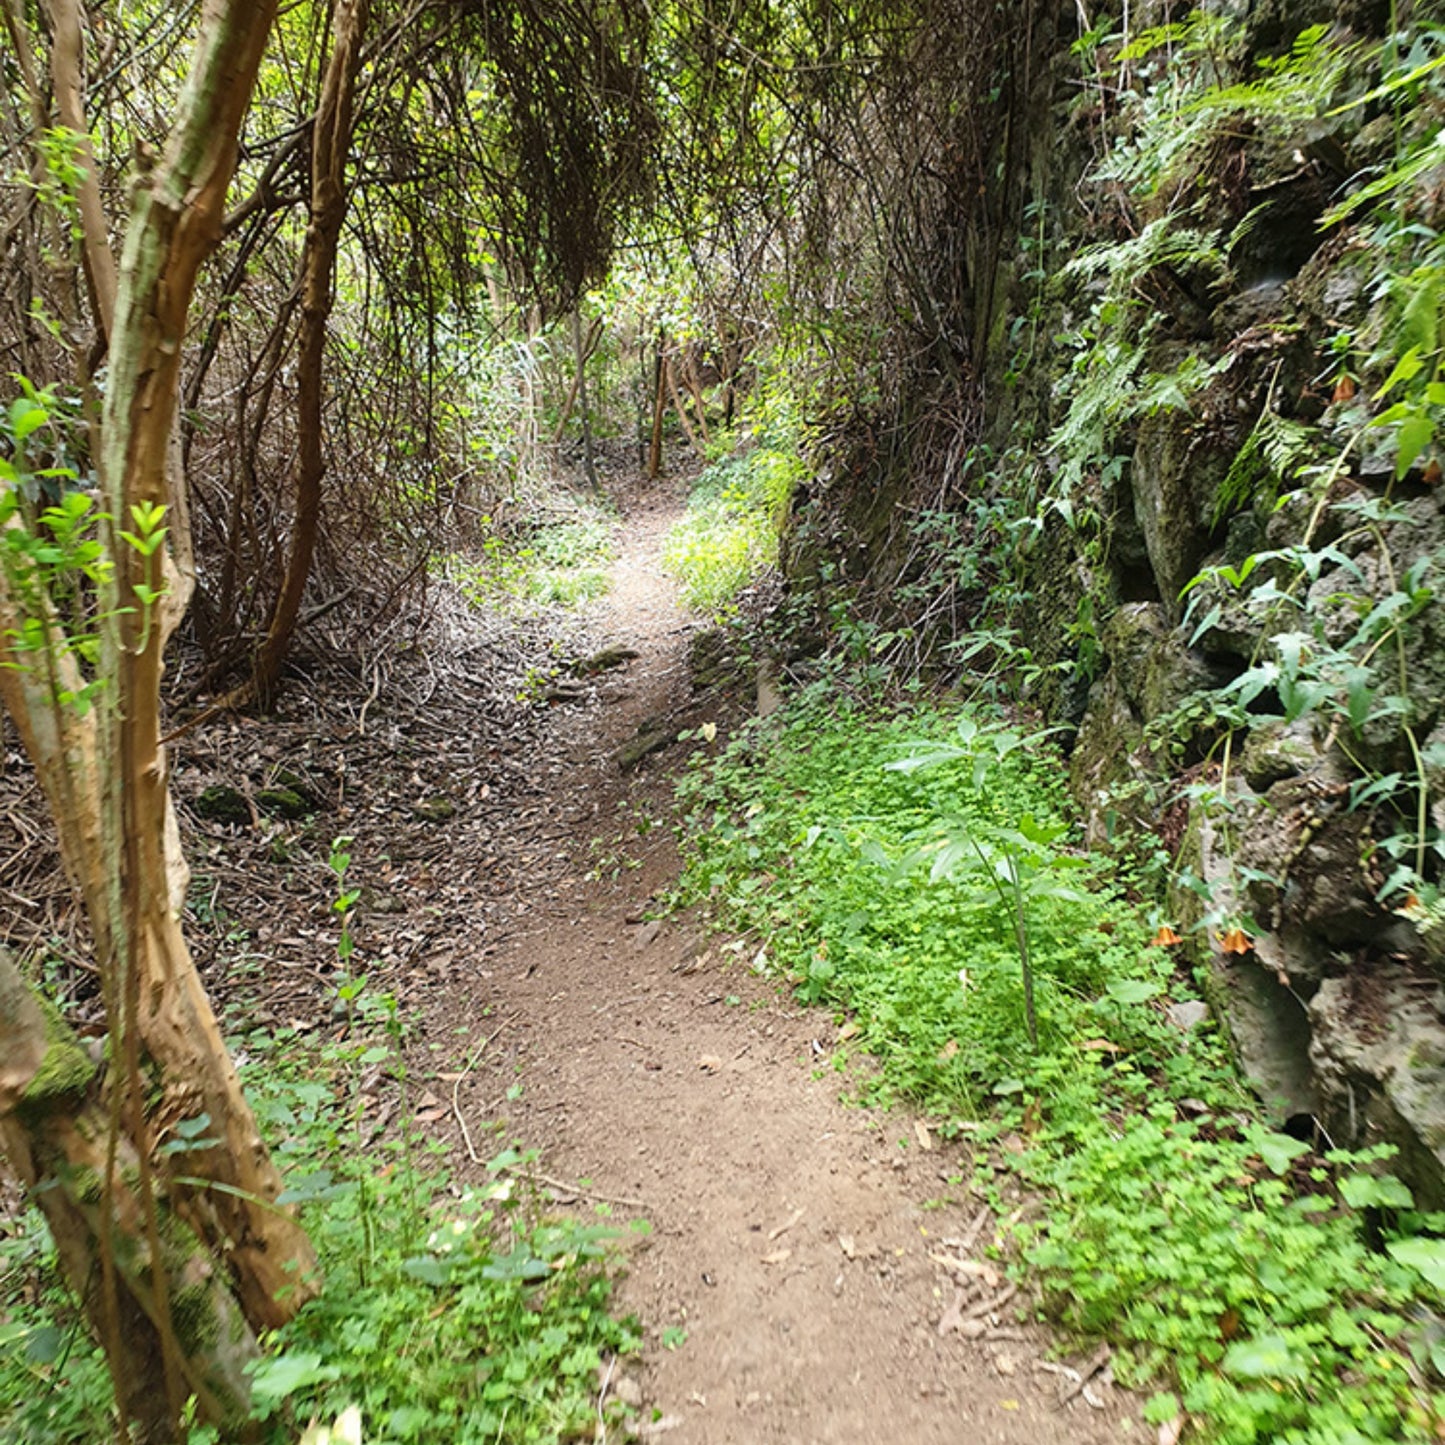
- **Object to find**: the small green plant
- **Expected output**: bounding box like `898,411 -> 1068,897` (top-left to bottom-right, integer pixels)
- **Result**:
885,716 -> 1083,1049
662,445 -> 801,613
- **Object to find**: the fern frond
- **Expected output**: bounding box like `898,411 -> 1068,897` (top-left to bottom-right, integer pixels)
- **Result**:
1212,409 -> 1316,526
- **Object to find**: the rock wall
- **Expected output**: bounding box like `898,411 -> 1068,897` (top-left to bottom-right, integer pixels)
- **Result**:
1026,3 -> 1445,1204
784,1 -> 1445,1202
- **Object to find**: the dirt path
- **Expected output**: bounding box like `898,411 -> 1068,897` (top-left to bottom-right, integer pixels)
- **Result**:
438,480 -> 1133,1444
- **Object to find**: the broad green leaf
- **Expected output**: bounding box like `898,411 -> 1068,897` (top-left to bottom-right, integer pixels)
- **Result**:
1387,1236 -> 1445,1292
1222,1333 -> 1308,1381
401,1255 -> 457,1286
1372,346 -> 1424,400
1395,413 -> 1434,478
248,1350 -> 341,1409
1339,1172 -> 1413,1210
1245,1125 -> 1311,1174
1105,978 -> 1160,1005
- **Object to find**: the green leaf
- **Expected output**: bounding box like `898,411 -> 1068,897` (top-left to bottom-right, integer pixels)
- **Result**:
1222,1332 -> 1308,1381
1245,1125 -> 1311,1174
1106,978 -> 1161,1004
275,1169 -> 354,1205
401,1255 -> 458,1286
1387,1236 -> 1445,1292
1373,346 -> 1425,401
1339,1172 -> 1413,1210
1142,1392 -> 1181,1426
9,397 -> 48,444
248,1351 -> 342,1410
1395,413 -> 1434,478
24,1323 -> 64,1365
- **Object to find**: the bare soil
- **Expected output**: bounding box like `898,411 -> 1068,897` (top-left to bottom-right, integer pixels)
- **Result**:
433,477 -> 1137,1444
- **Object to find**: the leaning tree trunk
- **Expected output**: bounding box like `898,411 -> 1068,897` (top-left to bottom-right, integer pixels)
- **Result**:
0,953 -> 259,1440
0,2 -> 319,1436
250,0 -> 371,706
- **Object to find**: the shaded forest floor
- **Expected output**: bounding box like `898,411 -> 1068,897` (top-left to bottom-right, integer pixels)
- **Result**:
1,469 -> 1133,1442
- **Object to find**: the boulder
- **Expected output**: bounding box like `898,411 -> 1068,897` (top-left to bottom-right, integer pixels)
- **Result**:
1235,773 -> 1382,952
1104,602 -> 1219,726
1310,965 -> 1445,1210
1130,410 -> 1231,621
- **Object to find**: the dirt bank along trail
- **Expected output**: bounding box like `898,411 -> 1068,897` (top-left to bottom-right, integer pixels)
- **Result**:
431,476 -> 1133,1445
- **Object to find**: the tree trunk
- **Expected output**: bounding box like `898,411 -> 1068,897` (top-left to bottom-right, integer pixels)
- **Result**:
42,0 -> 119,343
664,352 -> 704,455
0,952 -> 261,1441
571,309 -> 601,493
0,4 -> 321,1436
250,0 -> 371,705
648,329 -> 667,478
553,312 -> 603,442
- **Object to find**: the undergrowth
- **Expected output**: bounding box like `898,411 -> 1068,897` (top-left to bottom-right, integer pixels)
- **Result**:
662,444 -> 799,613
444,497 -> 615,612
672,689 -> 1445,1444
0,1011 -> 642,1444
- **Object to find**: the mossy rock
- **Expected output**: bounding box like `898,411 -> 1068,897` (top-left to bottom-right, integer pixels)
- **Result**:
256,787 -> 313,820
412,795 -> 456,823
571,645 -> 640,677
616,724 -> 675,772
195,784 -> 249,824
689,628 -> 746,689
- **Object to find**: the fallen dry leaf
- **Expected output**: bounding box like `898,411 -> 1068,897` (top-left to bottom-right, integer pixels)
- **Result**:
769,1207 -> 805,1241
838,1234 -> 857,1260
914,1120 -> 933,1151
837,1019 -> 860,1041
697,1055 -> 722,1073
760,1248 -> 792,1266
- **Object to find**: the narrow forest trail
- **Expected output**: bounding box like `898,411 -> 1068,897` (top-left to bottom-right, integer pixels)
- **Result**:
435,476 -> 1131,1445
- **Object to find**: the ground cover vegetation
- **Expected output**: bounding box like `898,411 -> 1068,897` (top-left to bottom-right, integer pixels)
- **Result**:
673,693 -> 1445,1442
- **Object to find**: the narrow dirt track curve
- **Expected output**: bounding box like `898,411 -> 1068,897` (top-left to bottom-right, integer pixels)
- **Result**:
433,478 -> 1133,1445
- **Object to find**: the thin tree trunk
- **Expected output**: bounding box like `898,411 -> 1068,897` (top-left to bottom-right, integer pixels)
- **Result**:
571,309 -> 601,492
95,0 -> 319,1346
679,346 -> 710,448
664,353 -> 704,455
648,329 -> 667,478
250,0 -> 371,705
553,312 -> 603,442
42,0 -> 118,342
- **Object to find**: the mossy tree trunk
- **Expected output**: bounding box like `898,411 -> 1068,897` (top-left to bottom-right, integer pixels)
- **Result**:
0,953 -> 260,1441
0,1 -> 319,1435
